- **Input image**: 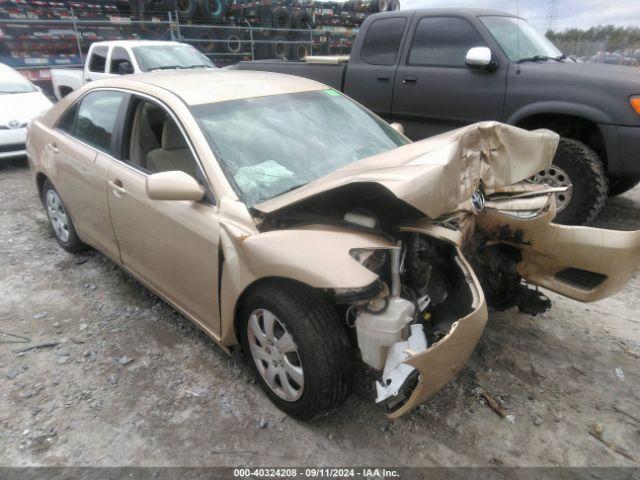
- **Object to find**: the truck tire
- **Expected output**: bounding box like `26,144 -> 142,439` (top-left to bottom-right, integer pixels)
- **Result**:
608,176 -> 640,197
530,137 -> 608,225
271,7 -> 291,29
42,179 -> 86,254
239,281 -> 353,420
270,34 -> 290,60
165,0 -> 197,19
222,29 -> 244,55
196,0 -> 225,19
291,42 -> 309,60
389,0 -> 400,11
291,10 -> 312,30
189,31 -> 218,54
372,0 -> 389,12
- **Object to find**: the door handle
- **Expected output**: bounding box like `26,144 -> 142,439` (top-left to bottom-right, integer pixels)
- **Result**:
109,179 -> 127,196
48,142 -> 58,154
376,75 -> 390,83
402,76 -> 417,84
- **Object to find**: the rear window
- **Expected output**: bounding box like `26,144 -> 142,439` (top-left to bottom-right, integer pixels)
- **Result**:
361,17 -> 407,66
89,46 -> 108,73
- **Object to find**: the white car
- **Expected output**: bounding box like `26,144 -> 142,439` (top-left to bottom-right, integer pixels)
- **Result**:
0,64 -> 52,160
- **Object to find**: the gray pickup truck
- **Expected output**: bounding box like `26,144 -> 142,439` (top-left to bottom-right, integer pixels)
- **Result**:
237,8 -> 640,225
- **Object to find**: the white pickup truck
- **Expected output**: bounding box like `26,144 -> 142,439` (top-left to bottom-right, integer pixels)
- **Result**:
51,40 -> 215,100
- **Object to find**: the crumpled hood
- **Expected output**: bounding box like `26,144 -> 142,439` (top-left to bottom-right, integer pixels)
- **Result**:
0,91 -> 52,126
254,122 -> 560,219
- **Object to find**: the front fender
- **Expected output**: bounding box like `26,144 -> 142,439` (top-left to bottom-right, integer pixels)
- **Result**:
218,225 -> 394,345
506,101 -> 613,126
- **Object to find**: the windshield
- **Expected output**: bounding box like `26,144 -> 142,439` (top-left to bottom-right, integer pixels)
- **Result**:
0,73 -> 35,94
480,16 -> 562,62
132,45 -> 213,71
191,90 -> 409,205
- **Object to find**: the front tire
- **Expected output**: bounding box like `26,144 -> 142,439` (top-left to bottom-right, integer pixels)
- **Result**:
531,137 -> 608,225
42,179 -> 85,253
239,281 -> 353,421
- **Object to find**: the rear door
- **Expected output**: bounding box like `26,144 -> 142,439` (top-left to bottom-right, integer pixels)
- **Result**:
392,15 -> 508,139
343,13 -> 411,120
85,45 -> 110,83
106,94 -> 222,336
48,90 -> 125,258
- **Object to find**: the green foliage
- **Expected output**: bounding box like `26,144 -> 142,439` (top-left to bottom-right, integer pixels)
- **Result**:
546,25 -> 640,50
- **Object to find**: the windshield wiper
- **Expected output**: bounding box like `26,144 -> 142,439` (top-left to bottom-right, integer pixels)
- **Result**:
518,54 -> 566,64
185,64 -> 213,69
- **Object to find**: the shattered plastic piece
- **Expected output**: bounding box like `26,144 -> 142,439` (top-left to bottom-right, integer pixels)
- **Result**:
615,368 -> 624,379
375,324 -> 428,407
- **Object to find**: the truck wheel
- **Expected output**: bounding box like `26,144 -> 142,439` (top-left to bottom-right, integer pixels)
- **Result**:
196,0 -> 224,19
530,137 -> 608,225
271,7 -> 291,29
608,176 -> 640,197
239,281 -> 353,420
42,180 -> 86,253
291,10 -> 312,30
270,34 -> 290,60
165,0 -> 197,19
223,29 -> 244,55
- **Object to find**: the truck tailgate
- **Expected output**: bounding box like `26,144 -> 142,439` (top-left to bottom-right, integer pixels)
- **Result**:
237,60 -> 346,91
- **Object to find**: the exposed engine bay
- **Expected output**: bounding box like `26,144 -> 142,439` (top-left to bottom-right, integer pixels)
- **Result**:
255,181 -> 560,415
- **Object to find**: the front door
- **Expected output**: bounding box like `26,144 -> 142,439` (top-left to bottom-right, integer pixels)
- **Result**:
107,96 -> 221,336
392,15 -> 508,140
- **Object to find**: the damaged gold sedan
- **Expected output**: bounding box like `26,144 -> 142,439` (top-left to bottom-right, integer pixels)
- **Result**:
27,71 -> 640,420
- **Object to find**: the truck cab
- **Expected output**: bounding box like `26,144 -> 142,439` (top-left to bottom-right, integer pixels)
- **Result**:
51,40 -> 214,100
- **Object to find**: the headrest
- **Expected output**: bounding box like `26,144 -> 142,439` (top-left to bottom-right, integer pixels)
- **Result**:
161,120 -> 187,151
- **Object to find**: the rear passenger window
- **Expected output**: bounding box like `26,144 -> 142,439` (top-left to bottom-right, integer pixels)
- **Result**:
57,102 -> 79,134
74,91 -> 125,153
408,17 -> 485,67
89,46 -> 108,73
361,17 -> 407,66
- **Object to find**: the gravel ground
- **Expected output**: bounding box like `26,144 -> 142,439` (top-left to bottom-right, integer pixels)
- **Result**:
1,159 -> 639,467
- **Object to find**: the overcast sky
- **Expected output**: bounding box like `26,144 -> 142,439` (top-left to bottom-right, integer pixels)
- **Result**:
398,0 -> 640,32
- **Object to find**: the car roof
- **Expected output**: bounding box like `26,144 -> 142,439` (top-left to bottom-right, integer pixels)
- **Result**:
96,69 -> 329,105
91,40 -> 184,48
394,8 -> 518,18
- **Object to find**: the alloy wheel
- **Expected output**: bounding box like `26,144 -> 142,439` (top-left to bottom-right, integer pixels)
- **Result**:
46,189 -> 70,243
247,308 -> 304,401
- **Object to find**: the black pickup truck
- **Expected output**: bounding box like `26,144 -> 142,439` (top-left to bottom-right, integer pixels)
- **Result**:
237,8 -> 640,225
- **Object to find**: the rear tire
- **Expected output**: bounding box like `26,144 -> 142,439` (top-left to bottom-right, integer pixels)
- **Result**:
608,175 -> 640,197
165,0 -> 197,19
532,137 -> 608,225
239,281 -> 353,420
42,179 -> 86,253
196,0 -> 225,19
269,34 -> 289,60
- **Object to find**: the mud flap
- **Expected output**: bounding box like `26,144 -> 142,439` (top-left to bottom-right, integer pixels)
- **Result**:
478,209 -> 640,302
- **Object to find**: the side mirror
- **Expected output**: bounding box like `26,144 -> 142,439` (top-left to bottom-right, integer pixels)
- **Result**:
117,61 -> 134,75
465,47 -> 496,69
390,122 -> 405,135
145,171 -> 205,202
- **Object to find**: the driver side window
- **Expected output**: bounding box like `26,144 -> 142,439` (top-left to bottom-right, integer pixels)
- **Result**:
110,47 -> 134,75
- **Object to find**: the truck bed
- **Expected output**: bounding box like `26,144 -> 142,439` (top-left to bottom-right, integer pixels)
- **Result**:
237,59 -> 346,91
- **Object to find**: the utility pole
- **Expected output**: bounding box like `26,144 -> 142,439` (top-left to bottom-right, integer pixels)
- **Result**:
546,0 -> 560,32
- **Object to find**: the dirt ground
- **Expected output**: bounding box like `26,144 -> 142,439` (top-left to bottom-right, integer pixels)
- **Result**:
1,158 -> 639,468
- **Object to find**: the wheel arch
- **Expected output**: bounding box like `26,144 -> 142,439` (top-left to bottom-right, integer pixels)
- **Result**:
35,171 -> 49,205
513,110 -> 609,169
230,276 -> 332,349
